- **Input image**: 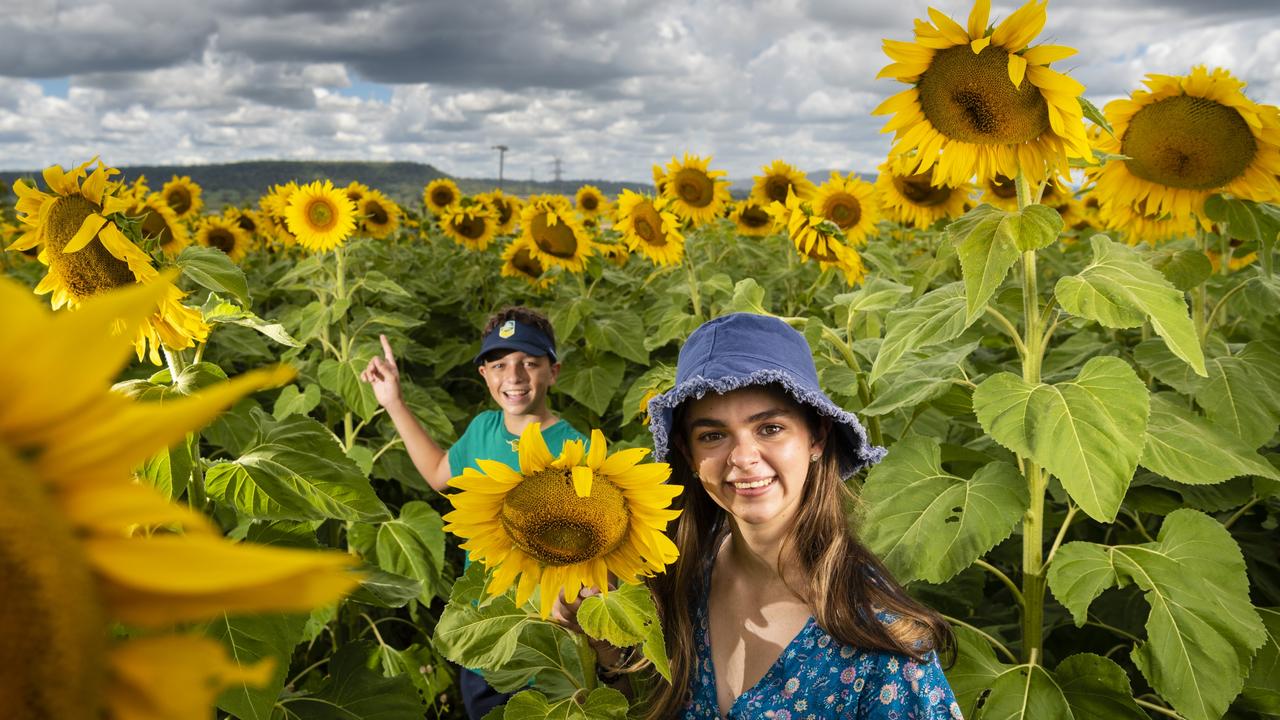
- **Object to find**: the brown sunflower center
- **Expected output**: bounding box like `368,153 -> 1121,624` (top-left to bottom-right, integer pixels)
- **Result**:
763,176 -> 794,204
1,444 -> 106,719
500,467 -> 629,565
1121,94 -> 1257,190
139,207 -> 175,248
631,203 -> 666,246
365,202 -> 389,225
674,169 -> 714,208
206,227 -> 238,254
918,45 -> 1051,145
305,199 -> 336,231
45,195 -> 136,299
739,204 -> 771,229
988,174 -> 1018,199
531,212 -> 578,257
234,214 -> 257,235
452,213 -> 488,240
511,246 -> 544,277
493,199 -> 514,226
894,172 -> 954,207
430,187 -> 456,208
821,193 -> 862,229
580,194 -> 600,212
165,187 -> 193,216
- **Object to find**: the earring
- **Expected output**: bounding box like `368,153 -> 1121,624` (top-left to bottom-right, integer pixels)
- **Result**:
809,453 -> 821,463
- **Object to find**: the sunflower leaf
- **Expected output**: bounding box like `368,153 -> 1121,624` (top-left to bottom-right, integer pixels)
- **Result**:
556,351 -> 625,416
176,245 -> 251,306
870,282 -> 971,384
862,342 -> 978,416
371,501 -> 450,604
948,204 -> 1017,323
1141,393 -> 1280,485
209,613 -> 308,720
433,565 -> 533,672
498,688 -> 629,720
578,583 -> 671,682
348,568 -> 424,609
279,641 -> 425,719
201,293 -> 303,347
1193,341 -> 1280,448
1204,194 -> 1280,274
1239,607 -> 1280,715
583,310 -> 649,365
1078,96 -> 1115,136
1148,248 -> 1214,292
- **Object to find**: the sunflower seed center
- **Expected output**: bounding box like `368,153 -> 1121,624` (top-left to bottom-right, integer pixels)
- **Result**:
531,212 -> 578,257
918,45 -> 1050,145
674,169 -> 713,207
894,171 -> 954,207
500,468 -> 629,565
822,193 -> 862,229
1122,94 -> 1257,190
46,195 -> 136,299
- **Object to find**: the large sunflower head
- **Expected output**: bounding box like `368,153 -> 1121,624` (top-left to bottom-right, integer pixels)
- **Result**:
729,199 -> 776,238
519,195 -> 594,273
751,160 -> 817,205
160,176 -> 203,221
767,189 -> 869,286
1,276 -> 362,720
8,159 -> 209,364
358,189 -> 402,240
423,178 -> 462,215
812,172 -> 881,246
574,185 -> 611,219
500,237 -> 557,289
284,180 -> 357,253
196,216 -> 253,263
443,424 -> 681,618
875,158 -> 973,229
614,190 -> 686,266
132,193 -> 190,257
873,0 -> 1091,186
1088,66 -> 1280,226
661,153 -> 732,227
476,190 -> 523,236
440,202 -> 498,251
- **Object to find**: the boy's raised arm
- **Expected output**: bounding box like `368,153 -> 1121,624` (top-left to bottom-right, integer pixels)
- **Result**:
360,334 -> 452,492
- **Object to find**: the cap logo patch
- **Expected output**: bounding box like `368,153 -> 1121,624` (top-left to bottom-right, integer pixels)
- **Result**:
499,320 -> 516,338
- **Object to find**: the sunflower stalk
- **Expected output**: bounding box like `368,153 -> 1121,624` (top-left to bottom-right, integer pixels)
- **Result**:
683,250 -> 703,320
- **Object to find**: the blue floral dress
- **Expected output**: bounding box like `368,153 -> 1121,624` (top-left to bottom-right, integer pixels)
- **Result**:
682,573 -> 963,719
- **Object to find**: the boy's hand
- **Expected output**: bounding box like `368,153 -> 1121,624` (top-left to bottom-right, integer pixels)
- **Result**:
360,334 -> 404,409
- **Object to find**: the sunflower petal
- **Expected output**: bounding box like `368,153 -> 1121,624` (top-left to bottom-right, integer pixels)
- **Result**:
106,635 -> 275,720
572,466 -> 594,498
63,213 -> 109,254
1021,43 -> 1076,66
586,429 -> 608,470
1007,53 -> 1028,89
967,0 -> 990,38
518,422 -> 552,474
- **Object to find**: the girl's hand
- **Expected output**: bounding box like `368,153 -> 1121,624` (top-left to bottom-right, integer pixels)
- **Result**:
551,587 -> 624,668
360,334 -> 404,409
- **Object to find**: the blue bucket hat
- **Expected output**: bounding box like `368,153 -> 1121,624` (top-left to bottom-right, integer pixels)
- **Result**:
646,312 -> 885,479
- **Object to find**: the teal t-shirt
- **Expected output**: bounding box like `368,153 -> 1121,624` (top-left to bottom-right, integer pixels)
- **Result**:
447,409 -> 587,477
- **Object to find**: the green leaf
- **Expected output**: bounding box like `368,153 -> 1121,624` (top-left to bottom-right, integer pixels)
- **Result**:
358,270 -> 412,298
1002,203 -> 1063,252
273,383 -> 322,421
369,642 -> 453,707
862,342 -> 977,416
348,569 -> 424,608
280,641 -> 425,719
1141,394 -> 1280,485
433,564 -> 533,671
372,501 -> 449,604
584,311 -> 649,365
1204,194 -> 1280,273
974,356 -> 1150,522
1194,341 -> 1280,448
318,354 -> 380,422
861,437 -> 1026,584
176,245 -> 250,305
578,583 -> 671,681
1055,235 -> 1205,377
1149,248 -> 1213,292
1239,607 -> 1280,715
830,277 -> 911,314
1133,336 -> 1223,396
500,688 -> 629,720
210,613 -> 307,720
726,277 -> 768,314
556,352 -> 625,416
870,282 -> 970,383
1055,653 -> 1149,719
201,293 -> 302,347
1079,96 -> 1115,136
483,620 -> 592,696
949,204 -> 1018,323
205,412 -> 390,522
1047,509 -> 1266,720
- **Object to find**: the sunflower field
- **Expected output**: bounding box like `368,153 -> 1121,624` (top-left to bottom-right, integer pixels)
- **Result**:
3,0 -> 1280,719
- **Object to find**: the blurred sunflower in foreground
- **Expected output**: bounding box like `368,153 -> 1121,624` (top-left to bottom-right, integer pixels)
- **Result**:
0,275 -> 361,720
443,424 -> 681,618
7,159 -> 209,364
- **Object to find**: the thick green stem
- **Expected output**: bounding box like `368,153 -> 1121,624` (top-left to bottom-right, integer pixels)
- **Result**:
332,246 -> 357,450
855,375 -> 884,448
187,432 -> 207,513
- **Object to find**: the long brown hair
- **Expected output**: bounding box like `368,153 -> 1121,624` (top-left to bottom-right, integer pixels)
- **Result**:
640,390 -> 954,719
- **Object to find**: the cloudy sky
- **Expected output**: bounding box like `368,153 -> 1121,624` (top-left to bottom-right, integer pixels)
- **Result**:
1,0 -> 1277,183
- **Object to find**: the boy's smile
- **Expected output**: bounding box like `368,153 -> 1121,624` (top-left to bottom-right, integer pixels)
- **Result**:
478,350 -> 559,418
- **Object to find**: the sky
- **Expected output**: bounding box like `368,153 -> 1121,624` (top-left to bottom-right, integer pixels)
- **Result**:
1,0 -> 1278,183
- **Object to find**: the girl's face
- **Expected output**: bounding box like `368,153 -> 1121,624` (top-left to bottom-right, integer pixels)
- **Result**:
683,386 -> 823,531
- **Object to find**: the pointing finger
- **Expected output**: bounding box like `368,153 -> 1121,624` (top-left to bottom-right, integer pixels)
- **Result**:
380,334 -> 397,367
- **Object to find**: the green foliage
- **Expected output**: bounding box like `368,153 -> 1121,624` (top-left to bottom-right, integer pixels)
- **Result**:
176,244 -> 251,305
578,583 -> 671,681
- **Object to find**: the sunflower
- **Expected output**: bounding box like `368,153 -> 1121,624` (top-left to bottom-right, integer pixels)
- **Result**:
224,207 -> 264,241
729,199 -> 776,238
477,190 -> 522,235
1,275 -> 362,720
284,180 -> 357,253
752,160 -> 817,205
873,0 -> 1091,186
358,189 -> 402,240
1089,66 -> 1280,227
440,202 -> 498,251
574,185 -> 611,220
768,189 -> 869,286
196,216 -> 253,263
423,178 -> 461,215
594,239 -> 630,267
1098,200 -> 1198,246
132,193 -> 190,257
812,172 -> 881,246
875,159 -> 973,229
519,195 -> 594,273
125,174 -> 150,203
443,424 -> 681,618
344,180 -> 371,207
500,237 -> 557,289
652,164 -> 669,196
8,159 -> 209,364
615,190 -> 685,266
661,153 -> 732,227
160,176 -> 203,221
1207,249 -> 1258,273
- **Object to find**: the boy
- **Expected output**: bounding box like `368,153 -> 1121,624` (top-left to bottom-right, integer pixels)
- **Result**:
360,306 -> 585,718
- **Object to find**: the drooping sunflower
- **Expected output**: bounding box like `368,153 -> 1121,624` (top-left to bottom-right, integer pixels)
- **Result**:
8,159 -> 209,364
875,159 -> 973,229
661,153 -> 732,227
615,190 -> 685,266
767,189 -> 869,286
1089,66 -> 1280,226
873,0 -> 1091,186
131,193 -> 190,257
752,160 -> 817,205
1,275 -> 363,720
574,185 -> 611,220
812,172 -> 881,246
284,180 -> 357,253
443,424 -> 681,618
423,178 -> 462,215
358,189 -> 402,240
519,194 -> 594,273
196,216 -> 253,263
500,237 -> 557,289
440,202 -> 499,251
729,199 -> 776,238
160,176 -> 203,221
476,190 -> 523,236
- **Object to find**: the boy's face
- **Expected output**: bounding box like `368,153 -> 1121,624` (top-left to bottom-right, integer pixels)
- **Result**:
477,350 -> 560,417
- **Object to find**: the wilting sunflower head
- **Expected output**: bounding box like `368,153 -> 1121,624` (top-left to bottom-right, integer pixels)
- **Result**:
574,185 -> 611,219
519,195 -> 594,273
443,424 -> 681,618
284,180 -> 357,253
767,188 -> 869,286
477,190 -> 523,235
661,153 -> 731,227
875,158 -> 973,229
160,176 -> 204,220
500,237 -> 557,289
441,202 -> 498,251
423,178 -> 462,215
1088,65 -> 1280,226
358,189 -> 402,240
133,193 -> 190,257
0,275 -> 361,720
615,189 -> 686,266
730,199 -> 776,238
196,216 -> 253,263
752,159 -> 817,205
873,0 -> 1091,186
812,172 -> 881,246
